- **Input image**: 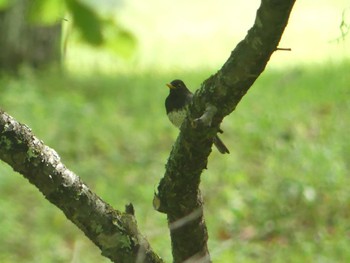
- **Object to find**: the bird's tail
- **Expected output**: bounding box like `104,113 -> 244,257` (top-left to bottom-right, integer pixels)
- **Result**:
213,135 -> 230,154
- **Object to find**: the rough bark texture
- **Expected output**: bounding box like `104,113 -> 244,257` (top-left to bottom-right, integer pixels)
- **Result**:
0,0 -> 296,262
0,0 -> 61,72
155,0 -> 296,262
0,111 -> 163,263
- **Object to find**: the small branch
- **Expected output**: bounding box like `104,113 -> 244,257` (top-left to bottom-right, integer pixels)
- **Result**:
331,7 -> 350,43
276,47 -> 292,51
0,111 -> 163,263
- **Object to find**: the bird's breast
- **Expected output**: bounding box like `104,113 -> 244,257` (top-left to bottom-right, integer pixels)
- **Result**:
167,109 -> 187,128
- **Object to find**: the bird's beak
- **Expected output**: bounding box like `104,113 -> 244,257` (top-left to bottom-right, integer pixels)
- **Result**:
166,83 -> 175,89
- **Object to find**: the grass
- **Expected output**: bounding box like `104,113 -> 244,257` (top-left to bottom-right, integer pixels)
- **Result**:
0,62 -> 349,262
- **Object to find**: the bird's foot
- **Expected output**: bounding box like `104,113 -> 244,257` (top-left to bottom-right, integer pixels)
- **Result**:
192,103 -> 218,128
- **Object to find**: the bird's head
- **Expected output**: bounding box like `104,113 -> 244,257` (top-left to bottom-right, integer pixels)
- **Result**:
166,79 -> 189,94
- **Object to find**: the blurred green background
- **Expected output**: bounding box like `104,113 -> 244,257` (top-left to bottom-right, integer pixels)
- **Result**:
0,0 -> 350,262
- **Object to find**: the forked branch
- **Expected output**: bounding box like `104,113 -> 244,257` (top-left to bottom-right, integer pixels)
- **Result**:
156,1 -> 296,262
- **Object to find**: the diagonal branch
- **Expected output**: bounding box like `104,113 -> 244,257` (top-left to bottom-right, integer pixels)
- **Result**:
0,111 -> 163,263
155,0 -> 296,262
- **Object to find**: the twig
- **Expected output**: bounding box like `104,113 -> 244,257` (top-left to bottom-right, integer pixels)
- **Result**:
276,47 -> 292,51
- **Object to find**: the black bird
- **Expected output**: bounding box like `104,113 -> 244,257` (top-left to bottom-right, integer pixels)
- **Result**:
165,79 -> 229,154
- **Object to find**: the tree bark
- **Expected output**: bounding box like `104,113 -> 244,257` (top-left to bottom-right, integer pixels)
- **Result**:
155,0 -> 296,262
0,0 -> 61,72
0,111 -> 163,263
0,0 -> 296,262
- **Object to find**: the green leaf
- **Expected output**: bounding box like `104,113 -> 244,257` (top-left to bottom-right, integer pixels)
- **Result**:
102,20 -> 137,58
65,0 -> 103,46
28,0 -> 66,25
0,0 -> 12,10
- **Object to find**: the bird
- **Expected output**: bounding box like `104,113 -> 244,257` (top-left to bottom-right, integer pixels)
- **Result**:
165,79 -> 229,154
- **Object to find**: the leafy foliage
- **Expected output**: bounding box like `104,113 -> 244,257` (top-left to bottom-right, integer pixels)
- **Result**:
3,0 -> 136,57
28,0 -> 66,25
0,0 -> 10,9
65,0 -> 103,45
64,0 -> 136,56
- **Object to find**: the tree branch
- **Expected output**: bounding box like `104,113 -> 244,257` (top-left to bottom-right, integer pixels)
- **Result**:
156,0 -> 296,262
0,111 -> 163,263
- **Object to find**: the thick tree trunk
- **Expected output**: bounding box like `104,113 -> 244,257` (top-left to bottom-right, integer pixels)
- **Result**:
0,0 -> 61,72
155,0 -> 296,262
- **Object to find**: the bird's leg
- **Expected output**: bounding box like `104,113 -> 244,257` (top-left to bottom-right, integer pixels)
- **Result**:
192,103 -> 217,128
